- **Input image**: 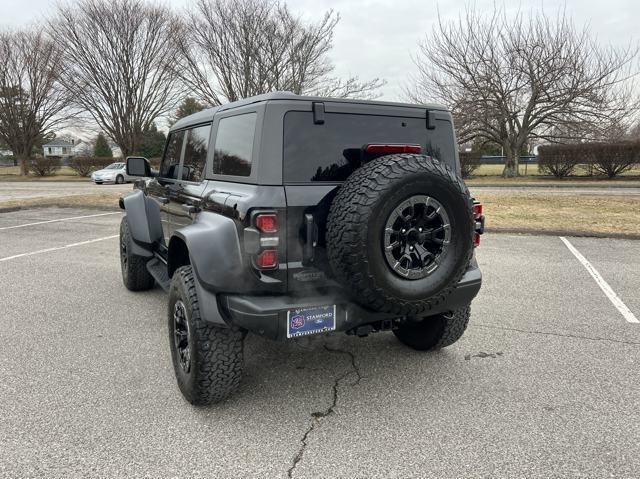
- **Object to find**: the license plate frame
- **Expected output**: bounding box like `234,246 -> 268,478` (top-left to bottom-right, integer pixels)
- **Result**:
286,305 -> 336,339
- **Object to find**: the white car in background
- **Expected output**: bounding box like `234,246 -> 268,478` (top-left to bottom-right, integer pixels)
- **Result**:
91,159 -> 144,184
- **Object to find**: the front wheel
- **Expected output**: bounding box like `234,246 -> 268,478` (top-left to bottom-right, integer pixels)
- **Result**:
393,305 -> 471,351
120,217 -> 155,291
169,266 -> 244,405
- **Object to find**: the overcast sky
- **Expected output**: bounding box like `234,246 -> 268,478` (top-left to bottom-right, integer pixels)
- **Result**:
1,0 -> 636,134
2,0 -> 636,100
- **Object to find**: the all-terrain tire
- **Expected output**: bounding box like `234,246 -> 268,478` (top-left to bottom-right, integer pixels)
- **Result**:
326,154 -> 474,316
168,266 -> 244,405
120,216 -> 155,291
393,305 -> 471,351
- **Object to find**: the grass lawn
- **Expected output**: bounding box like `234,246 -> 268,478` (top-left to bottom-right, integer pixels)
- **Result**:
467,164 -> 640,185
476,193 -> 640,236
0,165 -> 88,182
2,162 -> 640,186
2,190 -> 638,238
0,191 -> 122,211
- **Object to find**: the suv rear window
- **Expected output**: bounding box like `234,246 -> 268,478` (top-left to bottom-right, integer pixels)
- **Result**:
283,111 -> 456,183
213,113 -> 257,177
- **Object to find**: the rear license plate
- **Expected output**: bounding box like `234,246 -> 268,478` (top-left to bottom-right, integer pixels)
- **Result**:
287,305 -> 336,338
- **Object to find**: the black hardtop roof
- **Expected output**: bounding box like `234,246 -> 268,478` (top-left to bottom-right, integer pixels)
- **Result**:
169,91 -> 448,131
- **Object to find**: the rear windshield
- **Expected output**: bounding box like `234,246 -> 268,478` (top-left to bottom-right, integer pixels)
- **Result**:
283,111 -> 456,183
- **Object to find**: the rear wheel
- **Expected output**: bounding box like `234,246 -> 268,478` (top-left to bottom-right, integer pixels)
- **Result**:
120,217 -> 155,291
393,305 -> 471,351
169,266 -> 244,405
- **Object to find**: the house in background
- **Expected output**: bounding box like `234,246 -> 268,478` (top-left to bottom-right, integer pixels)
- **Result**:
42,139 -> 85,159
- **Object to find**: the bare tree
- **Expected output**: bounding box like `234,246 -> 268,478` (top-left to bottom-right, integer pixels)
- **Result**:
176,0 -> 383,106
407,7 -> 638,177
50,0 -> 182,157
0,30 -> 72,175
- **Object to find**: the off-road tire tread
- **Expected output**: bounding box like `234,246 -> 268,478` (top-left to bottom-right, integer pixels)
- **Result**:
434,304 -> 471,349
394,304 -> 472,351
120,217 -> 155,291
171,266 -> 244,405
326,154 -> 474,315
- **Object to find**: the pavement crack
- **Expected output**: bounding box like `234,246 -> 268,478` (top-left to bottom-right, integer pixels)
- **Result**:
474,323 -> 640,346
287,345 -> 362,478
465,351 -> 504,360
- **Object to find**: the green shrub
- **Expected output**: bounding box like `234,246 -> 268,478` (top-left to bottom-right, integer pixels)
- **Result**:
590,142 -> 640,178
538,142 -> 640,178
459,152 -> 481,178
68,157 -> 116,176
29,157 -> 61,176
537,144 -> 585,178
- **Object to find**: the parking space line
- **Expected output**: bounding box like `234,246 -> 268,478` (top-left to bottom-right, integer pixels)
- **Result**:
0,212 -> 120,231
0,235 -> 118,263
560,236 -> 639,324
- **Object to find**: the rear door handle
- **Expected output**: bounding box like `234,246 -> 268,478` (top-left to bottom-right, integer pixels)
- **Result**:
157,196 -> 169,204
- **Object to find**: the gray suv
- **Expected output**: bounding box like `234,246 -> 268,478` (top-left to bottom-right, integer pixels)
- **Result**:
119,92 -> 484,405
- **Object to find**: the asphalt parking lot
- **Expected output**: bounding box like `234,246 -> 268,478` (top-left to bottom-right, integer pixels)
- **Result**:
1,207 -> 639,478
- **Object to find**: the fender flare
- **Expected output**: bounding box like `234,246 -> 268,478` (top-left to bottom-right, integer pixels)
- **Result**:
122,189 -> 163,257
171,211 -> 244,292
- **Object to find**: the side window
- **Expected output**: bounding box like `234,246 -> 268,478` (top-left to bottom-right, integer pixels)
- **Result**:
213,113 -> 257,177
181,124 -> 211,183
160,130 -> 185,179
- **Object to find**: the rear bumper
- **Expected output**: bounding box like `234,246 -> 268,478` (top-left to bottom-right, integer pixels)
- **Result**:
219,266 -> 482,341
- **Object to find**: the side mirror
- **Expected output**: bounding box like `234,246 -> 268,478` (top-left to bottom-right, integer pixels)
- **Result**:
126,156 -> 151,177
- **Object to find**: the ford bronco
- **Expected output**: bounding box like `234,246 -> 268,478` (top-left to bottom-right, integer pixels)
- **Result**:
119,92 -> 484,405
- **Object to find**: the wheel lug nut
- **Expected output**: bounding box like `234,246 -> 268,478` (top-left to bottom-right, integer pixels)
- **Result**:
401,229 -> 406,234
418,228 -> 423,232
409,246 -> 414,251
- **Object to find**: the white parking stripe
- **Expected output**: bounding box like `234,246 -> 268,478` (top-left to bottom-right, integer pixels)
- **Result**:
0,235 -> 118,262
0,212 -> 120,231
560,236 -> 639,324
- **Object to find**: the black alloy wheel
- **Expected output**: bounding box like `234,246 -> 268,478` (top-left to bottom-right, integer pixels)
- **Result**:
383,195 -> 451,280
173,300 -> 191,373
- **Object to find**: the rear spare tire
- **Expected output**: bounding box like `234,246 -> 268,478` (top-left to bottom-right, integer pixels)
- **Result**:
326,154 -> 474,316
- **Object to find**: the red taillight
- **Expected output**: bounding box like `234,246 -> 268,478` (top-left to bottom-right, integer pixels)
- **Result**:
473,203 -> 483,218
364,144 -> 422,154
473,201 -> 484,247
256,214 -> 278,233
256,249 -> 278,269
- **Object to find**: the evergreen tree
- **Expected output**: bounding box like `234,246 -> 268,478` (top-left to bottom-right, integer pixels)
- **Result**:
171,97 -> 205,125
135,123 -> 166,158
93,132 -> 112,157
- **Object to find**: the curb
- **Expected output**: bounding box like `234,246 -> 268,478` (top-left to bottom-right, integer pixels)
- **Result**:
487,227 -> 640,240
